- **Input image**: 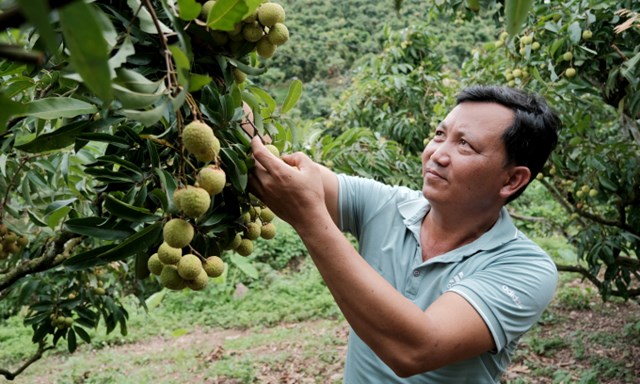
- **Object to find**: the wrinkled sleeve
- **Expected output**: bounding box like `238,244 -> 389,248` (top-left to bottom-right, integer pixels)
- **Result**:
337,174 -> 395,239
448,243 -> 558,352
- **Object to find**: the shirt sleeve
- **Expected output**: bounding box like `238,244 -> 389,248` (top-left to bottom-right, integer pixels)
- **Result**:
448,241 -> 558,352
337,174 -> 398,238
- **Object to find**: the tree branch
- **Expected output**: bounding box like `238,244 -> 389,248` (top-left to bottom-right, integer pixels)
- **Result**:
0,233 -> 79,297
0,340 -> 54,381
556,263 -> 640,298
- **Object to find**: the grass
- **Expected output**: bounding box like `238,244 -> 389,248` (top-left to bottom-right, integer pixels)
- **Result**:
1,235 -> 638,383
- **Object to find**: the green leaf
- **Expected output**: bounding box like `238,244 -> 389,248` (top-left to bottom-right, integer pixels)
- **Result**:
64,217 -> 134,240
0,93 -> 26,133
65,222 -> 162,270
98,221 -> 163,263
127,0 -> 173,34
104,194 -> 160,223
227,58 -> 267,76
23,97 -> 97,120
221,148 -> 248,191
135,251 -> 150,279
73,326 -> 91,344
206,0 -> 248,31
504,0 -> 533,38
113,84 -> 165,109
177,0 -> 201,20
108,36 -> 136,77
59,1 -> 112,103
229,253 -> 258,279
145,290 -> 166,309
114,68 -> 164,94
281,79 -> 302,114
168,44 -> 191,86
46,206 -> 72,229
189,73 -> 212,92
17,0 -> 59,57
67,328 -> 77,353
567,21 -> 582,44
64,244 -> 117,270
117,101 -> 168,127
15,120 -> 90,153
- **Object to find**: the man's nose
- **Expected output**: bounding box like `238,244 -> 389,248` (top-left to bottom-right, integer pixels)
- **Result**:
427,142 -> 451,166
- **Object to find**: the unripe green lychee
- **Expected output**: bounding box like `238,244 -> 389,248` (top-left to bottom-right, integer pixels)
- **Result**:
243,9 -> 258,23
531,41 -> 540,50
158,242 -> 182,265
565,67 -> 577,78
265,144 -> 280,157
562,51 -> 573,61
242,21 -> 264,43
521,35 -> 533,45
235,238 -> 254,256
512,69 -> 522,78
256,37 -> 276,58
267,23 -> 289,46
163,219 -> 194,248
17,236 -> 28,246
499,31 -> 509,41
173,187 -> 186,211
210,30 -> 229,46
93,287 -> 106,295
259,207 -> 275,222
200,0 -> 216,20
186,269 -> 209,291
232,67 -> 246,83
160,265 -> 186,290
148,253 -> 164,275
197,166 -> 226,196
0,224 -> 7,235
182,121 -> 220,163
245,221 -> 261,240
179,186 -> 211,218
203,256 -> 225,277
4,232 -> 17,243
260,222 -> 276,239
64,317 -> 74,326
178,254 -> 204,280
257,2 -> 285,27
582,30 -> 592,40
225,233 -> 242,250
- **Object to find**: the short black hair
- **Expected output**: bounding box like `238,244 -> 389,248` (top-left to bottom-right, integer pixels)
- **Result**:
456,85 -> 561,203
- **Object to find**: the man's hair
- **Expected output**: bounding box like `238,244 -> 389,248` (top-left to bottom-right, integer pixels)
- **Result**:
455,85 -> 561,203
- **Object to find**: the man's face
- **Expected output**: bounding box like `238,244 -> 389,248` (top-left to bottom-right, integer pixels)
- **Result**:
421,101 -> 515,209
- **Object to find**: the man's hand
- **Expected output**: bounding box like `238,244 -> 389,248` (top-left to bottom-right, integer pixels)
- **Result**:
248,136 -> 328,229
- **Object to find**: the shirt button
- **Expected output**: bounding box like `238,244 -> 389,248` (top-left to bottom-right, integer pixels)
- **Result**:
413,270 -> 421,277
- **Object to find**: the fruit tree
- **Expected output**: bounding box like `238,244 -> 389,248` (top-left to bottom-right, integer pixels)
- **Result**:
0,0 -> 300,379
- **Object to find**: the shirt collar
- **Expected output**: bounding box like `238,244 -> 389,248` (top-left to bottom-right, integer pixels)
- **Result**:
397,196 -> 518,261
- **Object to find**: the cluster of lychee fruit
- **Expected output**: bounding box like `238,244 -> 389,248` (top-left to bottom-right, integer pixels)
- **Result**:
0,223 -> 28,260
200,1 -> 290,65
148,119 -> 279,291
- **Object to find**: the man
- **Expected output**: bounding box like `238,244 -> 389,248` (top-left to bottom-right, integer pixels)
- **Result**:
248,85 -> 561,383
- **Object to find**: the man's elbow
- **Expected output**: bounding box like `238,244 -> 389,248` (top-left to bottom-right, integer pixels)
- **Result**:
384,352 -> 433,378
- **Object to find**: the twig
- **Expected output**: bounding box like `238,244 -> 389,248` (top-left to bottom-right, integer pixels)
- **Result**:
0,44 -> 45,65
141,0 -> 179,95
0,340 -> 54,380
556,263 -> 640,298
0,0 -> 75,30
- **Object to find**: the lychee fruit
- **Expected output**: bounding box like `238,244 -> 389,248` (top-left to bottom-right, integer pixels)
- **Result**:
158,242 -> 182,265
267,23 -> 288,46
197,166 -> 226,196
178,254 -> 204,280
179,186 -> 211,218
258,3 -> 285,27
160,265 -> 186,290
203,256 -> 225,277
147,253 -> 164,275
163,218 -> 194,248
182,121 -> 220,163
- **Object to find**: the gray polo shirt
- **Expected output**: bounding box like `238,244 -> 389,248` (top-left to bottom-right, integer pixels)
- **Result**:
337,174 -> 558,383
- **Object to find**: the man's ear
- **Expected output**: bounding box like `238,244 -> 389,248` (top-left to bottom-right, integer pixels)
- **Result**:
500,166 -> 531,200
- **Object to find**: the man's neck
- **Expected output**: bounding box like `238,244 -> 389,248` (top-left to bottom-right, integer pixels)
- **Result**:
420,204 -> 501,261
